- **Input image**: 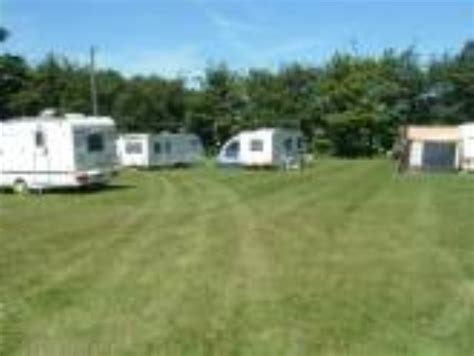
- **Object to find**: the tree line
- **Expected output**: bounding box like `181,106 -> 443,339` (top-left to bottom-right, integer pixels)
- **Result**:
1,28 -> 473,156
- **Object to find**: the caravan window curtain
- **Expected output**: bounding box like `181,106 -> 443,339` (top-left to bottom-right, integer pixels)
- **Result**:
284,138 -> 293,152
154,142 -> 161,154
250,139 -> 264,152
87,133 -> 104,152
125,141 -> 142,154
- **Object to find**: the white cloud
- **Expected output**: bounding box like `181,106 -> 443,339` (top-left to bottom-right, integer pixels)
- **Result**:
205,8 -> 264,34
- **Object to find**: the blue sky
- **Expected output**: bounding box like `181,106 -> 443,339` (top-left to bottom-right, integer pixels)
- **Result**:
1,0 -> 473,78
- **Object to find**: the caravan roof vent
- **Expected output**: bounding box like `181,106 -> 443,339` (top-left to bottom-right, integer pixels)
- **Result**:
39,108 -> 58,117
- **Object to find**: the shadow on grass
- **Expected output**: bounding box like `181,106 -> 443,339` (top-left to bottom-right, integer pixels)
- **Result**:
48,184 -> 135,195
0,184 -> 134,196
144,163 -> 200,171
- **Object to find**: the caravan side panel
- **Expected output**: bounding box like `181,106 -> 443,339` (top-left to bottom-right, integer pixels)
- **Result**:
0,121 -> 75,188
240,132 -> 273,166
0,122 -> 43,187
117,135 -> 149,167
149,134 -> 204,167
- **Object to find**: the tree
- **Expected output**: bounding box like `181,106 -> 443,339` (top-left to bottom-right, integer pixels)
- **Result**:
244,68 -> 282,127
33,54 -> 70,111
112,76 -> 186,132
426,40 -> 474,124
0,27 -> 9,42
199,63 -> 246,147
0,40 -> 473,155
0,55 -> 31,118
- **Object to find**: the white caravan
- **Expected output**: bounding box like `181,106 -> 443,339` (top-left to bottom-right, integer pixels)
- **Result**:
217,128 -> 305,168
460,123 -> 474,171
0,113 -> 117,192
116,133 -> 204,168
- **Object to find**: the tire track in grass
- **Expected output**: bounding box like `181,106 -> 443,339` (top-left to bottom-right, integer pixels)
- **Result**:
379,175 -> 474,356
261,160 -> 385,218
0,172 -> 157,294
84,171 -> 240,355
358,179 -> 461,354
366,178 -> 469,356
245,159 -> 388,262
292,172 -> 472,355
0,215 -> 121,296
2,172 -> 171,355
111,169 -> 277,355
92,170 -> 210,288
307,177 -> 411,354
427,180 -> 474,355
0,163 -> 367,356
150,161 -> 388,355
21,170 -> 224,355
401,179 -> 474,355
215,164 -> 376,355
317,169 -> 430,353
226,162 -> 400,354
1,178 -> 163,356
179,175 -> 264,355
155,171 -> 280,355
0,162 -> 395,355
3,168 -> 275,355
212,159 -> 346,205
2,173 -> 161,296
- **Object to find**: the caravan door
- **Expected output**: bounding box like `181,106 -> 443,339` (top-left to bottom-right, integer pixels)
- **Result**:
218,139 -> 240,165
32,127 -> 51,187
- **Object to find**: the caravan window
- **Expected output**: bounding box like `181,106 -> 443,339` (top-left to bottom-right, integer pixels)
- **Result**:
125,141 -> 143,154
154,142 -> 161,154
35,131 -> 45,148
87,133 -> 105,152
225,141 -> 240,158
250,139 -> 264,152
283,138 -> 293,152
297,137 -> 303,150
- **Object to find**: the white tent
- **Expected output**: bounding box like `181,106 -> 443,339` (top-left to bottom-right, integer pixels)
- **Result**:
117,133 -> 203,168
400,123 -> 474,172
217,128 -> 305,169
460,123 -> 474,171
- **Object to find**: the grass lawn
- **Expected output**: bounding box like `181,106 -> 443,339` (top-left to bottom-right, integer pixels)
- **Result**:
0,159 -> 473,355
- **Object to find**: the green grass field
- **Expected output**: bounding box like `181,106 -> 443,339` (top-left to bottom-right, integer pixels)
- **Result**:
0,160 -> 473,356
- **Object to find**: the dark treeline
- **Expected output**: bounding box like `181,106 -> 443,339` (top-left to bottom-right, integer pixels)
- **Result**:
1,29 -> 473,156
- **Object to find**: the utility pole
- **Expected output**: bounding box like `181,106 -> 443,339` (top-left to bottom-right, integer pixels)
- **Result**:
90,46 -> 98,116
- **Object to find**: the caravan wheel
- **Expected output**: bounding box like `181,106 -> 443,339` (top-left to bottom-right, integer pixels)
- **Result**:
13,179 -> 29,194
